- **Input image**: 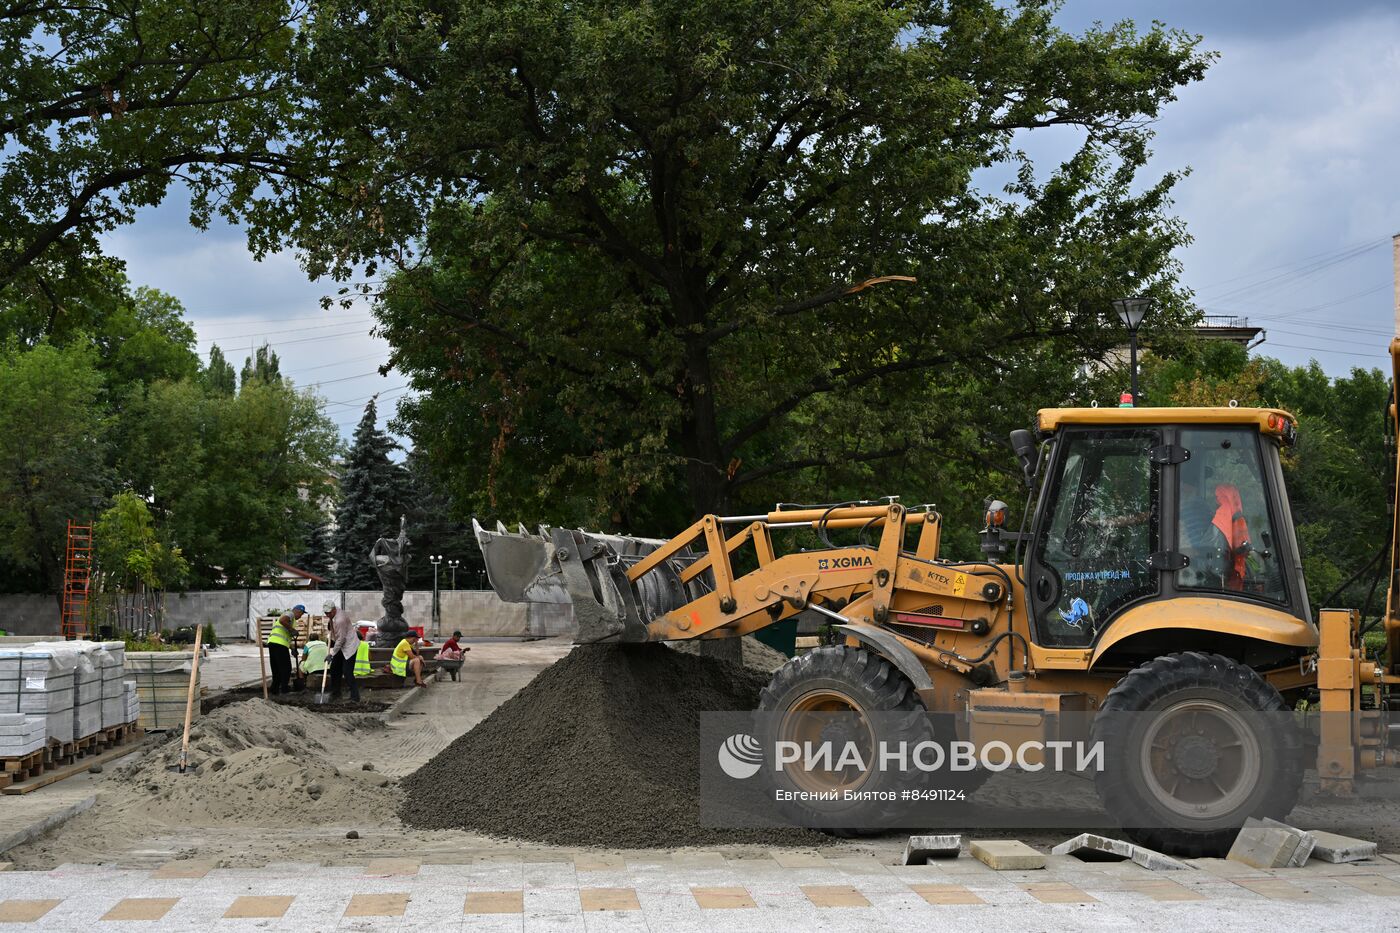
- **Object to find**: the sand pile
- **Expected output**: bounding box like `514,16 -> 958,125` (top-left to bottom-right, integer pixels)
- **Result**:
399,644 -> 815,847
669,634 -> 790,672
108,698 -> 398,826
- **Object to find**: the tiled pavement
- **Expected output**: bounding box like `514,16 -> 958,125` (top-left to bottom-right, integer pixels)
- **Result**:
4,851 -> 1400,931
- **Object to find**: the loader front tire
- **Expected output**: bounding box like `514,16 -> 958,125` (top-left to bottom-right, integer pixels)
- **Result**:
1093,651 -> 1303,858
756,646 -> 956,833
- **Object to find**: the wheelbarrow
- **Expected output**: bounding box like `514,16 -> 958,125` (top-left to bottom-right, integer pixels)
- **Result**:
437,658 -> 464,682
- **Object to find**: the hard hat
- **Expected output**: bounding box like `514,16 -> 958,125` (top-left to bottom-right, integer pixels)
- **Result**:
322,600 -> 336,613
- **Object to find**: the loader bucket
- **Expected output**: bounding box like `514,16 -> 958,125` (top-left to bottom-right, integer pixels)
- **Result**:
472,519 -> 707,644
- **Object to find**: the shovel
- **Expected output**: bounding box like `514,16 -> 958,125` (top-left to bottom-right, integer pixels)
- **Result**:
314,658 -> 331,705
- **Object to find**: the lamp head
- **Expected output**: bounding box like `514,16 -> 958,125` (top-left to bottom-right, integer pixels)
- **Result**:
1112,296 -> 1153,332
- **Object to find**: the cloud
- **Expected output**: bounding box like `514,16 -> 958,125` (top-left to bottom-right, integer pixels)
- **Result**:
99,191 -> 400,441
1148,9 -> 1400,368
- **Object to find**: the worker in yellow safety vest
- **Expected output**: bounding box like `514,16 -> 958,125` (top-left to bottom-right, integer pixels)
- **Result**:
390,631 -> 428,688
265,609 -> 300,695
353,640 -> 372,678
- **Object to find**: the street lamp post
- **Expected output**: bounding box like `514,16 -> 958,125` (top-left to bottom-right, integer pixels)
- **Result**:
448,559 -> 460,590
429,554 -> 443,636
1112,297 -> 1154,406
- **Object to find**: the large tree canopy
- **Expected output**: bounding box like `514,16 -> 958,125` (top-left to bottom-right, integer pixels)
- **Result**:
263,0 -> 1211,530
0,0 -> 300,314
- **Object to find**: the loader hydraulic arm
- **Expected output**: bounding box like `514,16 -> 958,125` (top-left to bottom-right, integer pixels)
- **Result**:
473,502 -> 1005,651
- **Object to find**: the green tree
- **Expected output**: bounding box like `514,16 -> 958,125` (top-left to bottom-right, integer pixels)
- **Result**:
95,287 -> 200,390
290,517 -> 336,581
0,342 -> 109,592
240,343 -> 282,387
93,491 -> 188,591
203,345 -> 238,397
119,375 -> 342,586
0,0 -> 301,311
274,0 -> 1209,526
332,398 -> 410,588
402,449 -> 483,584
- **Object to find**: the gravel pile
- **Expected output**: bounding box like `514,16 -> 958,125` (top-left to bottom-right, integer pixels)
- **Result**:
399,643 -> 814,847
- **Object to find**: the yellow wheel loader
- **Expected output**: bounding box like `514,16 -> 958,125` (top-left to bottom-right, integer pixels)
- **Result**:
475,341 -> 1400,856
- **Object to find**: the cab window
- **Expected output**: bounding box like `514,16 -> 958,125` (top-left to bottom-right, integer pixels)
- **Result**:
1033,429 -> 1160,647
1176,428 -> 1286,604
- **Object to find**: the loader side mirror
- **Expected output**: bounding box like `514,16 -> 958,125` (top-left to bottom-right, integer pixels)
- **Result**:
1010,429 -> 1038,486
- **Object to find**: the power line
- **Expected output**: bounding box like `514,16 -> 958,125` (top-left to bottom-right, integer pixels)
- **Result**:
198,316 -> 376,346
1202,241 -> 1387,305
290,351 -> 389,373
1259,341 -> 1389,361
195,310 -> 373,329
1191,237 -> 1389,293
197,327 -> 379,358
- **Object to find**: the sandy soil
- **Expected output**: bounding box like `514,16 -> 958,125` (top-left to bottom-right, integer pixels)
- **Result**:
9,637 -> 1400,869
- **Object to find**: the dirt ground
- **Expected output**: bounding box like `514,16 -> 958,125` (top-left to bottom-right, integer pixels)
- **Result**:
9,637 -> 1400,869
202,685 -> 392,715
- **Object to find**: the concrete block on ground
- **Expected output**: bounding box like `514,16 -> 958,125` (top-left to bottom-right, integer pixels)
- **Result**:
0,795 -> 95,855
1261,817 -> 1316,867
1228,817 -> 1306,869
1306,830 -> 1377,863
1051,833 -> 1131,862
901,834 -> 961,865
970,839 -> 1045,870
1130,847 -> 1193,871
1050,832 -> 1191,871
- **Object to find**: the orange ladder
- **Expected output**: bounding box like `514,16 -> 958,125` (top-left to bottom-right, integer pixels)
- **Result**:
61,521 -> 93,639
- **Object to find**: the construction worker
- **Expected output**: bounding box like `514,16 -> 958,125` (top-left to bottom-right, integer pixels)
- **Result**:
390,631 -> 428,688
299,636 -> 328,677
324,600 -> 363,703
266,611 -> 298,695
353,638 -> 373,679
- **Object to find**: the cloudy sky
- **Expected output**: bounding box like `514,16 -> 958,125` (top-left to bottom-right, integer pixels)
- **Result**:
99,1 -> 1400,442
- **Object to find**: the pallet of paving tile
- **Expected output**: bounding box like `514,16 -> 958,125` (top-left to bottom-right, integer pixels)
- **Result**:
3,735 -> 145,795
92,721 -> 136,751
70,732 -> 100,759
43,739 -> 76,769
0,749 -> 45,782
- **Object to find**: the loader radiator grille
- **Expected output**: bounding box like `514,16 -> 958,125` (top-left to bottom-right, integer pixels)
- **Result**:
886,621 -> 943,646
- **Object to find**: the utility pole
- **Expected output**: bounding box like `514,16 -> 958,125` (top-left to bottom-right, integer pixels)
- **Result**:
430,554 -> 442,636
1393,232 -> 1399,338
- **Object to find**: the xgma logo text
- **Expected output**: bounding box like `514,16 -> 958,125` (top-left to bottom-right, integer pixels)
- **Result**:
818,555 -> 873,570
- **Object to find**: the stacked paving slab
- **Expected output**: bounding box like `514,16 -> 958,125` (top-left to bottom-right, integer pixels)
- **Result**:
0,645 -> 78,745
0,712 -> 46,757
123,680 -> 139,726
69,642 -> 104,740
98,641 -> 127,729
0,642 -> 144,756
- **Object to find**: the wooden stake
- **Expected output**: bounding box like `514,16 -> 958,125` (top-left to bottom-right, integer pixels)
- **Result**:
178,624 -> 204,774
258,618 -> 269,700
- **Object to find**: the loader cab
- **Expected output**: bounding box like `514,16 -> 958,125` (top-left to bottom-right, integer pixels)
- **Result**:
1022,408 -> 1308,648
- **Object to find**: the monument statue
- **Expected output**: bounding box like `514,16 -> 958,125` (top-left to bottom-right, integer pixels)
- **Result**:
370,515 -> 410,645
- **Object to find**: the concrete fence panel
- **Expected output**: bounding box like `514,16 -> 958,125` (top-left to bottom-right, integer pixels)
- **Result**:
0,594 -> 60,635
0,587 -> 574,640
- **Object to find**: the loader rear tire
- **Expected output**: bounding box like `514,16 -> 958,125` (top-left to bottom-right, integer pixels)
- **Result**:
1093,651 -> 1303,858
757,646 -> 979,833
